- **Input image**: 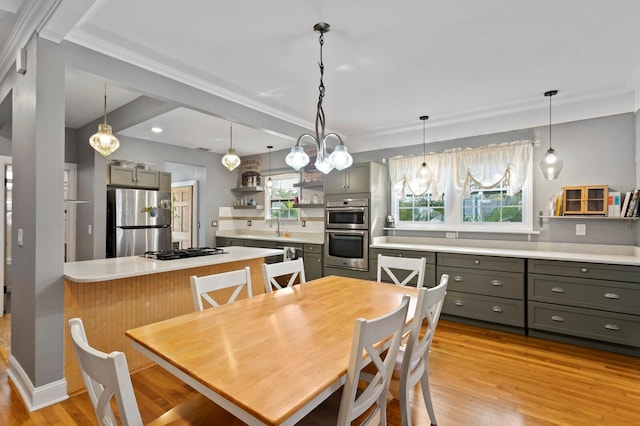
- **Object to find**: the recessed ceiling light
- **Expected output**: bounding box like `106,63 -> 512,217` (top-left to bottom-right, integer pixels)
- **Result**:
151,126 -> 163,133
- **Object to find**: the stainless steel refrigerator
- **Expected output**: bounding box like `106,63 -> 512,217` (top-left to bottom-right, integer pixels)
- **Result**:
106,188 -> 172,257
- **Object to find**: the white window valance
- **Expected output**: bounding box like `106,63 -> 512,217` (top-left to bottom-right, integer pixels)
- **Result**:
450,140 -> 532,198
389,140 -> 533,200
388,152 -> 449,200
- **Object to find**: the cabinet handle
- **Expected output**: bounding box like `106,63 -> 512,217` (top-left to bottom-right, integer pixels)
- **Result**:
551,287 -> 565,293
490,280 -> 503,287
580,267 -> 588,273
474,259 -> 480,265
491,306 -> 503,313
604,324 -> 620,331
398,254 -> 403,257
316,258 -> 321,263
453,276 -> 464,282
454,300 -> 464,307
551,315 -> 565,322
604,293 -> 620,299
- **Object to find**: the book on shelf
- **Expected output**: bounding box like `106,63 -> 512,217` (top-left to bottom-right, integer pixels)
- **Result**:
554,193 -> 563,216
607,191 -> 621,217
626,189 -> 640,217
620,191 -> 632,217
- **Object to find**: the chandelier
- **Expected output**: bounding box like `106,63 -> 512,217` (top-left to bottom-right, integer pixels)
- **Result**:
285,22 -> 353,174
89,83 -> 120,157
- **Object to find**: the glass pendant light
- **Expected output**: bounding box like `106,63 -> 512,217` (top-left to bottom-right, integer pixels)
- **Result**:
266,145 -> 274,188
539,90 -> 563,180
89,83 -> 120,157
286,22 -> 352,174
416,115 -> 432,185
221,122 -> 241,171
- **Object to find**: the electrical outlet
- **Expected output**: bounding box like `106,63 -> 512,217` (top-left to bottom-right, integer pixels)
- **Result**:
212,220 -> 218,227
445,232 -> 457,239
301,220 -> 306,227
576,223 -> 586,236
247,220 -> 252,227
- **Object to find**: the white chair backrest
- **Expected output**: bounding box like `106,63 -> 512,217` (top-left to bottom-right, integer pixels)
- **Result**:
261,258 -> 306,293
68,317 -> 143,426
337,295 -> 411,426
397,274 -> 448,424
190,267 -> 252,311
377,254 -> 427,288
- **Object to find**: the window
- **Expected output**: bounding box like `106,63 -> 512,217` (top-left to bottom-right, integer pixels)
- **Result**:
267,173 -> 300,220
462,181 -> 522,223
389,141 -> 533,232
398,192 -> 445,223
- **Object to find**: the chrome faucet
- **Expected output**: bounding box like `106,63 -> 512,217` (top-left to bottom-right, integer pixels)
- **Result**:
271,217 -> 281,236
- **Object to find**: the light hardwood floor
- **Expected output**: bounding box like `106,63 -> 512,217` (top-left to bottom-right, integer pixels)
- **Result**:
0,314 -> 638,425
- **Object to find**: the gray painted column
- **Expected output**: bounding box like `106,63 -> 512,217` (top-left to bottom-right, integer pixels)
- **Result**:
11,36 -> 65,399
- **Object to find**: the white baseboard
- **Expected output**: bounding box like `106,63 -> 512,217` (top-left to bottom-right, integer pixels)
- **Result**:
7,354 -> 68,411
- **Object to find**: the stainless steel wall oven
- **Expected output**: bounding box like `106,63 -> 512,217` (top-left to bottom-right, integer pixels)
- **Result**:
325,198 -> 369,271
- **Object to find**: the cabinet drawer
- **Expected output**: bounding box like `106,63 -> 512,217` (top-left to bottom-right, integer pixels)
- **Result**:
437,253 -> 524,273
437,266 -> 524,299
528,259 -> 640,283
528,274 -> 640,315
528,302 -> 640,348
443,291 -> 525,327
370,248 -> 436,264
243,239 -> 278,249
304,244 -> 322,254
216,237 -> 244,247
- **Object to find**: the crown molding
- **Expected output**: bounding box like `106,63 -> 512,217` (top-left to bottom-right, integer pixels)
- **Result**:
0,0 -> 61,80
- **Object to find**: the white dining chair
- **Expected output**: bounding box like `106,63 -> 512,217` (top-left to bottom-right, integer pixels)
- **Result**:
392,274 -> 448,426
68,317 -> 245,426
377,254 -> 427,288
190,266 -> 252,311
262,258 -> 306,293
298,295 -> 411,426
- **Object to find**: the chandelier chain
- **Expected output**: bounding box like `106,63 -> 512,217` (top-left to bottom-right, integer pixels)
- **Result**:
315,31 -> 326,141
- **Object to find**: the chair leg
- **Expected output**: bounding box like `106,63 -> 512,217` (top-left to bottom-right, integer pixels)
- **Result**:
398,381 -> 412,426
419,369 -> 437,426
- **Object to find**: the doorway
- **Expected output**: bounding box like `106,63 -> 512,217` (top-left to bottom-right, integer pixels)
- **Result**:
171,180 -> 198,248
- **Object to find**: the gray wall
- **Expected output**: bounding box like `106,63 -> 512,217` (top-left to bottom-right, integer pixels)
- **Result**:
352,113 -> 636,245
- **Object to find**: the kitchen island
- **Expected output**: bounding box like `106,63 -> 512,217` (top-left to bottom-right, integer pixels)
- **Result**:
63,246 -> 282,394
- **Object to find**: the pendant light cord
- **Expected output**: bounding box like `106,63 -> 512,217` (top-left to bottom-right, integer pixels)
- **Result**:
548,93 -> 552,150
103,83 -> 108,125
229,122 -> 233,149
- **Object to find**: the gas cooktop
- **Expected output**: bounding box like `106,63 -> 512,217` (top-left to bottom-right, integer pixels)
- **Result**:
143,247 -> 225,260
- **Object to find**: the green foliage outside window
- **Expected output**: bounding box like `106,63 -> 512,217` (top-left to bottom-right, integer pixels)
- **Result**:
462,183 -> 522,223
398,193 -> 445,222
269,176 -> 300,220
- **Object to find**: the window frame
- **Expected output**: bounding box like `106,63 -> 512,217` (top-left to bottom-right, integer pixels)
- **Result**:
392,154 -> 534,233
265,172 -> 301,221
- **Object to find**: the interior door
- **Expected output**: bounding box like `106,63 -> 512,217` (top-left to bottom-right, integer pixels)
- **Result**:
171,185 -> 193,249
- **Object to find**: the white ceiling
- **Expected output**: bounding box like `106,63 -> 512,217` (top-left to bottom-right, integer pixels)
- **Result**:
3,1 -> 640,156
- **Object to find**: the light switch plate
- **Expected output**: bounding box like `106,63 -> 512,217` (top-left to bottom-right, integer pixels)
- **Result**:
576,223 -> 586,236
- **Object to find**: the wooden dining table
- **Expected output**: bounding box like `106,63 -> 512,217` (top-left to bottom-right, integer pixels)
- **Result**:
125,275 -> 419,426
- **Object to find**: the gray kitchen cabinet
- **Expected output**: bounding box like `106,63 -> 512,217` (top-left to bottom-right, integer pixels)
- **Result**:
215,237 -> 244,247
369,248 -> 436,287
324,162 -> 370,194
304,253 -> 323,281
108,165 -> 160,189
303,244 -> 324,280
437,253 -> 526,329
243,239 -> 278,249
527,259 -> 640,352
159,172 -> 172,191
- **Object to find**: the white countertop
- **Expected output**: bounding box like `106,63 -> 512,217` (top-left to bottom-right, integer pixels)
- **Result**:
216,230 -> 325,245
64,246 -> 284,283
371,236 -> 640,266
